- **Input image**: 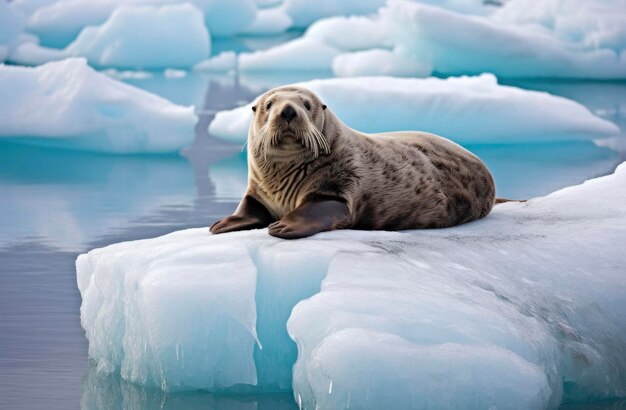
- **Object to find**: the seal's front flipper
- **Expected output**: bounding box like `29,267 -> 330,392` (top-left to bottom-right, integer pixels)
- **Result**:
268,195 -> 348,239
210,195 -> 274,234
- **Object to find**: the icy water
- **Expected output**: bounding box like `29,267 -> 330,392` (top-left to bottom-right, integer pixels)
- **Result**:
1,53 -> 626,408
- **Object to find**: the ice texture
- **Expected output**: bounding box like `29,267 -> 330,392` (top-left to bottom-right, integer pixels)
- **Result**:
246,0 -> 626,79
64,4 -> 210,69
0,58 -> 196,153
380,1 -> 626,79
239,38 -> 339,72
24,0 -> 256,49
0,0 -> 26,62
77,163 -> 626,408
208,75 -> 618,144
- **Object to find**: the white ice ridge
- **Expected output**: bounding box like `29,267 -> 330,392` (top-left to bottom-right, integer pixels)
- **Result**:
240,0 -> 626,79
0,58 -> 196,154
77,163 -> 626,408
208,75 -> 618,144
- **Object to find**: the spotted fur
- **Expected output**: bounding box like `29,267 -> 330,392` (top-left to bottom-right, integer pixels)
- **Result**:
240,86 -> 495,231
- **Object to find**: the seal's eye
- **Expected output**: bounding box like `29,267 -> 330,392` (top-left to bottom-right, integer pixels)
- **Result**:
304,101 -> 311,111
266,101 -> 272,110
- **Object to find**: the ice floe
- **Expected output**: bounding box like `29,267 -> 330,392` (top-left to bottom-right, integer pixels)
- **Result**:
0,0 -> 26,62
242,0 -> 626,79
64,4 -> 210,69
76,162 -> 626,408
24,0 -> 257,49
208,75 -> 618,144
0,58 -> 196,153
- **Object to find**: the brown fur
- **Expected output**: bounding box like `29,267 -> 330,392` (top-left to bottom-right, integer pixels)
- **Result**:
210,86 -> 497,239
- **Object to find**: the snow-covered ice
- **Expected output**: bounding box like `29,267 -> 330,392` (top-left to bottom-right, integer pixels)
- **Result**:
0,58 -> 196,154
208,75 -> 618,144
76,162 -> 626,408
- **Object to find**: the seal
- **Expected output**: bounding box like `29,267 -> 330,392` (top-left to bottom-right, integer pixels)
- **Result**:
210,86 -> 497,239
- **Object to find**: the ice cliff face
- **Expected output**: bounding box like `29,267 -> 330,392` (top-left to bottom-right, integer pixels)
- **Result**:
77,163 -> 626,409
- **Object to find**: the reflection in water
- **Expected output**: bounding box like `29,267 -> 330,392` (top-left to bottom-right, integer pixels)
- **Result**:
81,362 -> 297,410
0,69 -> 625,409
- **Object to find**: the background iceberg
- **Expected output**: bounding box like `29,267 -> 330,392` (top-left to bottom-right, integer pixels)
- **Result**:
65,4 -> 210,69
0,58 -> 196,153
23,0 -> 258,49
76,162 -> 626,408
242,0 -> 626,79
208,75 -> 618,144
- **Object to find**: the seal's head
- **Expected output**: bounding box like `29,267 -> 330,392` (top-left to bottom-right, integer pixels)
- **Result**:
249,86 -> 329,162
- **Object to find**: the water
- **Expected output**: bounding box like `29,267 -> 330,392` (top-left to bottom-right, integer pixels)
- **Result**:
1,53 -> 625,408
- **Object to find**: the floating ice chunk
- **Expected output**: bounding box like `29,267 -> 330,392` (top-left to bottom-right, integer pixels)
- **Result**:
333,49 -> 431,77
8,41 -> 68,65
288,163 -> 626,409
0,0 -> 26,62
77,163 -> 626,407
305,16 -> 392,51
193,51 -> 237,72
382,1 -> 626,79
242,6 -> 292,35
0,58 -> 196,154
208,75 -> 618,144
64,4 -> 210,70
239,38 -> 339,72
282,0 -> 386,28
25,0 -> 256,49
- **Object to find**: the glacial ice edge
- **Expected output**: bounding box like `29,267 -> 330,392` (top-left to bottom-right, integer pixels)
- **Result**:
77,162 -> 626,409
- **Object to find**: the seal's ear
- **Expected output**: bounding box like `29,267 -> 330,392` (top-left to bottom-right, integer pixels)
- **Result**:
251,105 -> 257,112
322,104 -> 327,110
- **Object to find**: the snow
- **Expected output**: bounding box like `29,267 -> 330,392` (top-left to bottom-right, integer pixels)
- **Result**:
305,16 -> 392,51
25,0 -> 257,49
239,38 -> 339,72
0,58 -> 196,154
76,162 -> 626,407
193,51 -> 237,72
208,75 -> 618,144
64,4 -> 210,70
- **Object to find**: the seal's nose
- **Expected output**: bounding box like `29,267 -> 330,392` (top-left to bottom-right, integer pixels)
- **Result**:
280,105 -> 297,123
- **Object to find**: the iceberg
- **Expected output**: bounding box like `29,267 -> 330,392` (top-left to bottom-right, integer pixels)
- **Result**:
242,6 -> 293,36
249,0 -> 626,79
208,75 -> 618,144
64,4 -> 210,70
25,0 -> 257,49
380,1 -> 626,79
0,58 -> 196,154
239,38 -> 339,72
282,0 -> 386,29
0,0 -> 26,62
76,162 -> 626,408
192,51 -> 237,72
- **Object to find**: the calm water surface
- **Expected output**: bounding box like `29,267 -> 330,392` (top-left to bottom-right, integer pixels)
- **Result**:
1,47 -> 625,409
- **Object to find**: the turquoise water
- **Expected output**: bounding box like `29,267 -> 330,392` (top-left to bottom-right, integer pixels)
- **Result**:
1,51 -> 625,408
